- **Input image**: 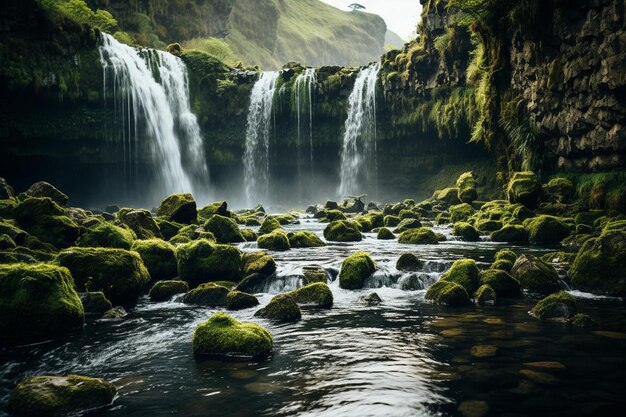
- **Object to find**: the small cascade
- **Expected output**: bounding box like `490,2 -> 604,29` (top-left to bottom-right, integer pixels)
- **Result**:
243,71 -> 280,206
293,68 -> 317,193
98,33 -> 209,203
337,62 -> 381,198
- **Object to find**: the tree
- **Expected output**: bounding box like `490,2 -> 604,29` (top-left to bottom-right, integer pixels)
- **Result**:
348,3 -> 366,12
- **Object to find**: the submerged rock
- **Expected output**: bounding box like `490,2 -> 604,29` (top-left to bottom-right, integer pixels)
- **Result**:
149,280 -> 189,302
193,313 -> 272,360
176,239 -> 242,287
511,254 -> 561,295
338,251 -> 376,290
291,282 -> 333,308
203,214 -> 245,243
254,294 -> 301,323
182,282 -> 230,306
323,220 -> 362,242
8,375 -> 116,417
570,313 -> 599,329
226,290 -> 260,310
131,239 -> 177,281
236,272 -> 269,293
530,291 -> 576,320
156,193 -> 197,224
79,291 -> 113,315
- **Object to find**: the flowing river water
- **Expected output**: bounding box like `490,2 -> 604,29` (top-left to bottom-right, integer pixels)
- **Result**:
1,216 -> 625,416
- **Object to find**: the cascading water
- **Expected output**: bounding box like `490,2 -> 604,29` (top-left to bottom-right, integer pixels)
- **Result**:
293,68 -> 317,193
337,62 -> 380,198
243,71 -> 280,206
98,33 -> 210,204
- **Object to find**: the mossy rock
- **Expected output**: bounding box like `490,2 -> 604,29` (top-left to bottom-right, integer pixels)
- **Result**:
0,233 -> 17,250
530,291 -> 576,320
0,198 -> 18,218
192,313 -> 272,360
479,269 -> 521,298
495,249 -> 517,263
511,254 -> 561,295
398,227 -> 439,244
490,259 -> 513,272
242,251 -> 276,277
396,253 -> 423,271
116,208 -> 162,240
258,217 -> 282,235
570,313 -> 599,329
198,201 -> 228,219
176,239 -> 242,287
541,251 -> 577,264
440,259 -> 480,294
26,215 -> 80,250
475,284 -> 496,305
425,280 -> 471,307
102,306 -> 127,319
8,375 -> 116,417
0,263 -> 84,346
274,214 -> 299,225
203,214 -> 245,243
377,227 -> 395,240
14,197 -> 66,220
302,265 -> 328,284
182,282 -> 230,306
254,294 -> 301,323
226,290 -> 260,310
475,219 -> 503,233
79,291 -> 112,315
319,209 -> 347,222
456,172 -> 478,203
156,193 -> 197,224
576,224 -> 593,234
258,229 -> 291,251
507,171 -> 540,208
0,220 -> 27,244
523,215 -> 571,244
449,203 -> 475,223
339,251 -> 376,290
384,215 -> 401,227
77,222 -> 135,249
542,177 -> 574,203
241,228 -> 257,242
57,247 -> 150,307
393,218 -> 422,233
434,187 -> 461,205
453,222 -> 480,242
288,231 -> 325,247
290,282 -> 333,308
435,212 -> 451,225
569,231 -> 626,296
491,224 -> 529,243
18,182 -> 69,206
149,280 -> 189,302
323,220 -> 362,242
131,239 -> 177,281
155,219 -> 183,241
574,210 -> 606,227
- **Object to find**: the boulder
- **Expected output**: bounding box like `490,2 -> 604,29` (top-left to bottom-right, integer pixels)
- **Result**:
102,306 -> 127,319
226,290 -> 259,310
155,219 -> 183,240
475,284 -> 496,305
523,215 -> 571,244
302,265 -> 328,284
383,215 -> 401,227
398,227 -> 439,244
254,294 -> 301,323
530,291 -> 576,320
495,249 -> 517,263
288,231 -> 325,247
338,251 -> 376,289
258,217 -> 282,235
479,269 -> 521,297
449,203 -> 475,222
489,259 -> 513,272
203,214 -> 245,243
14,198 -> 79,249
323,220 -> 362,242
340,197 -> 365,213
570,313 -> 599,329
491,224 -> 529,243
242,251 -> 276,277
376,227 -> 395,240
198,201 -> 229,219
440,259 -> 480,294
258,229 -> 291,251
434,187 -> 461,205
79,292 -> 112,315
290,282 -> 333,308
511,254 -> 561,295
235,272 -> 268,293
396,253 -> 423,271
131,239 -> 177,281
182,282 -> 230,306
393,218 -> 422,233
192,313 -> 272,360
116,208 -> 162,239
453,222 -> 480,242
425,280 -> 471,306
507,171 -> 540,208
76,222 -> 135,249
156,193 -> 197,224
176,239 -> 242,287
456,172 -> 478,203
542,177 -> 574,203
361,292 -> 382,306
148,280 -> 189,302
18,181 -> 68,206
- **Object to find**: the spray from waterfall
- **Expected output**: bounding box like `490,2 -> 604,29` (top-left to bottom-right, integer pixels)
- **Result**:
243,71 -> 280,206
293,68 -> 317,195
338,62 -> 380,199
98,33 -> 210,204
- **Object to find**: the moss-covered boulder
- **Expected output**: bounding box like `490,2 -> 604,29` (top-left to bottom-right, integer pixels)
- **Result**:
291,282 -> 333,308
14,197 -> 79,249
449,203 -> 475,223
491,224 -> 529,243
241,228 -> 257,242
176,239 -> 242,287
192,312 -> 272,360
511,254 -> 561,295
453,222 -> 480,242
507,171 -> 540,208
258,229 -> 291,251
79,292 -> 112,315
440,259 -> 480,294
569,231 -> 626,296
456,172 -> 478,203
182,282 -> 230,306
398,227 -> 439,244
0,263 -> 84,346
339,251 -> 376,290
149,280 -> 189,302
425,280 -> 471,306
475,284 -> 496,305
530,291 -> 576,320
434,187 -> 461,205
377,227 -> 395,240
289,231 -> 325,247
57,247 -> 150,307
116,208 -> 162,240
242,251 -> 277,277
203,214 -> 245,243
393,218 -> 422,233
254,294 -> 301,323
542,177 -> 575,203
490,259 -> 513,272
198,201 -> 228,219
479,269 -> 521,297
77,222 -> 135,249
131,239 -> 177,281
495,249 -> 517,263
0,233 -> 17,250
570,313 -> 599,329
318,209 -> 347,222
384,215 -> 401,227
302,265 -> 328,284
323,220 -> 362,242
8,375 -> 116,417
156,193 -> 197,224
18,181 -> 69,206
155,219 -> 182,241
523,215 -> 571,244
396,253 -> 423,271
226,290 -> 259,310
258,217 -> 282,235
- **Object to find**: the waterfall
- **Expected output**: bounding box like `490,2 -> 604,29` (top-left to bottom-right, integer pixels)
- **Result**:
337,62 -> 380,198
293,68 -> 317,194
98,33 -> 210,203
243,71 -> 280,206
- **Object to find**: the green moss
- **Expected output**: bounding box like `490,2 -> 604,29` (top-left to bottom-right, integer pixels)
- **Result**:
79,291 -> 112,315
156,193 -> 197,224
198,201 -> 228,219
57,247 -> 150,307
495,249 -> 517,263
302,266 -> 328,284
176,239 -> 242,288
323,220 -> 362,242
8,375 -> 116,417
541,251 -> 577,264
383,215 -> 401,227
453,222 -> 480,242
425,280 -> 471,307
148,280 -> 188,302
226,290 -> 259,310
241,228 -> 257,242
456,172 -> 478,203
116,208 -> 162,240
0,198 -> 18,217
289,231 -> 325,248
440,259 -> 480,294
254,293 -> 301,323
396,253 -> 423,271
475,218 -> 503,233
26,215 -> 80,249
449,203 -> 475,222
258,229 -> 291,251
491,224 -> 528,243
523,215 -> 571,244
0,263 -> 84,346
543,177 -> 574,203
77,222 -> 135,249
259,217 -> 282,235
479,269 -> 521,297
398,227 -> 439,244
242,251 -> 276,277
290,282 -> 333,308
570,313 -> 599,329
192,312 -> 272,360
530,291 -> 576,320
511,254 -> 561,295
14,197 -> 66,220
319,209 -> 347,222
182,282 -> 230,306
507,171 -> 540,208
434,187 -> 461,204
377,227 -> 395,240
393,218 -> 423,233
490,259 -> 513,272
339,251 -> 376,290
0,234 -> 17,250
213,281 -> 238,289
203,214 -> 245,243
475,284 -> 496,305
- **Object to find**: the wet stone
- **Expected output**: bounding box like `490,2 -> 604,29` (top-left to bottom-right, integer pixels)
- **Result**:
470,345 -> 498,358
519,369 -> 559,385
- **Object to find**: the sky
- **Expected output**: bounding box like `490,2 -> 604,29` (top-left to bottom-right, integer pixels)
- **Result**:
319,0 -> 423,41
